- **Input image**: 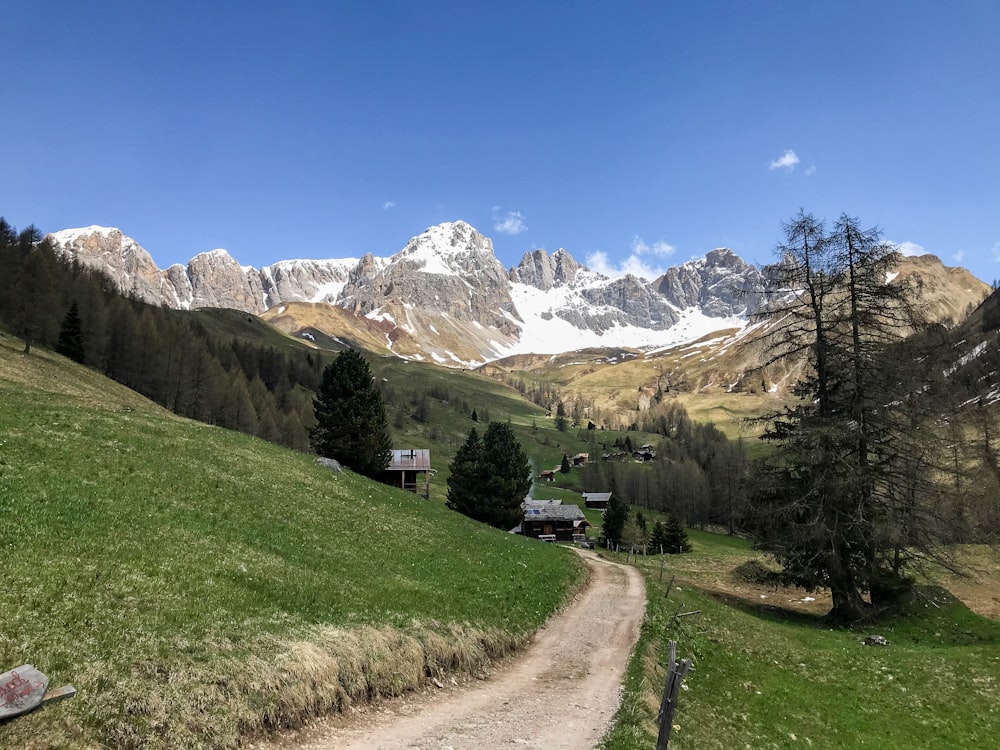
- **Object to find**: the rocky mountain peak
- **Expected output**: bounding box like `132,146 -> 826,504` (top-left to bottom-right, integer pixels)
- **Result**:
509,247 -> 583,290
656,247 -> 763,316
48,225 -> 182,307
394,221 -> 502,276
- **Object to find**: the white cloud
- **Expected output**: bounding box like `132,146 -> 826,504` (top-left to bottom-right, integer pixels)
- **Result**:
769,149 -> 800,171
952,249 -> 965,263
631,235 -> 676,257
382,200 -> 396,210
585,250 -> 616,277
896,241 -> 925,257
805,165 -> 816,176
493,208 -> 528,235
586,248 -> 667,282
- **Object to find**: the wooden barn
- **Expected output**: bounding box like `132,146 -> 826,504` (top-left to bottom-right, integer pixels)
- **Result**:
382,449 -> 432,498
520,500 -> 591,542
582,491 -> 612,510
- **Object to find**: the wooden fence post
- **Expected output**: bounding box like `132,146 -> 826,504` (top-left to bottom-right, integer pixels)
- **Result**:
656,640 -> 692,750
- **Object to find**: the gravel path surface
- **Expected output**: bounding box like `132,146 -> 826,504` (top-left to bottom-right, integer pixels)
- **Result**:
262,550 -> 646,750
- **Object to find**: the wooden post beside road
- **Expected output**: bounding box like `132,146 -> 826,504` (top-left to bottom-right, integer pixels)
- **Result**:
656,640 -> 692,750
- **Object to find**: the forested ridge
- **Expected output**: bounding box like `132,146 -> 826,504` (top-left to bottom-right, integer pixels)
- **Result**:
0,218 -> 324,449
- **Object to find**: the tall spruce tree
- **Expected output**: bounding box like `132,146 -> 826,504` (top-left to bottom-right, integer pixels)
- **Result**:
447,421 -> 531,530
602,497 -> 628,548
660,514 -> 692,554
56,300 -> 86,363
310,349 -> 391,479
446,428 -> 490,521
555,401 -> 568,432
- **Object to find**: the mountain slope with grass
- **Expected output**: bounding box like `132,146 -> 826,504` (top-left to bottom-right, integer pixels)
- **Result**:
0,335 -> 584,749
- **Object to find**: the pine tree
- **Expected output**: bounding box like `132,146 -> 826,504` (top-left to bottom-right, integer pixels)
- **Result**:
602,497 -> 628,548
661,514 -> 692,553
446,428 -> 489,520
649,520 -> 669,553
481,421 -> 532,529
56,300 -> 86,363
560,454 -> 571,474
447,422 -> 531,530
310,349 -> 392,479
555,402 -> 568,432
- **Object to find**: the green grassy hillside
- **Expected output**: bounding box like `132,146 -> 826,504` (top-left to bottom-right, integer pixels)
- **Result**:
0,335 -> 584,748
600,533 -> 1000,750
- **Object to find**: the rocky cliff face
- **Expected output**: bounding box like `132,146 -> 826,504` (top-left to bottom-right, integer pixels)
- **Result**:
509,248 -> 582,290
48,227 -> 358,315
48,227 -> 183,307
262,258 -> 358,308
655,248 -> 763,316
339,222 -> 521,337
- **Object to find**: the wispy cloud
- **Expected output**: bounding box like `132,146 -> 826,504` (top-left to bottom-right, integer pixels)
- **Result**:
992,241 -> 1000,263
769,149 -> 800,171
952,249 -> 965,264
896,241 -> 925,257
382,200 -> 396,210
492,207 -> 528,235
586,238 -> 674,282
805,165 -> 816,176
631,235 -> 675,258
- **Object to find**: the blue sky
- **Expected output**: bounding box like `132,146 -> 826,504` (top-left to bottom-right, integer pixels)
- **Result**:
3,1 -> 998,283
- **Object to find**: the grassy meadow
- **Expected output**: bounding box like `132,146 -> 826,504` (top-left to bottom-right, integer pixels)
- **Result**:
0,335 -> 584,748
6,327 -> 999,750
600,531 -> 1000,749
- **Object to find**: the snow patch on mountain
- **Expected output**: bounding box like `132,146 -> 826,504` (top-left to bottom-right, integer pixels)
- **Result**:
49,225 -> 119,243
500,283 -> 746,356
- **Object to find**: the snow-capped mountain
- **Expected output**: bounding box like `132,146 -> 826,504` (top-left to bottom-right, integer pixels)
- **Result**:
46,221 -> 988,366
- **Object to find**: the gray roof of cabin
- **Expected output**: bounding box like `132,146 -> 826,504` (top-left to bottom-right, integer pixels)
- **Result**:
387,449 -> 431,472
523,503 -> 587,522
582,492 -> 612,502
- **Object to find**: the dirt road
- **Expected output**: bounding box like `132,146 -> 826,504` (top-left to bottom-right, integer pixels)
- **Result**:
273,550 -> 646,750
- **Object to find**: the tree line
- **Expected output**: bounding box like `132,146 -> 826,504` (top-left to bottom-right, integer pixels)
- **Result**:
0,217 -> 324,449
577,402 -> 749,534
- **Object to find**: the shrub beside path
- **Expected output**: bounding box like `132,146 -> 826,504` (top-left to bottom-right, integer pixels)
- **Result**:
261,550 -> 646,750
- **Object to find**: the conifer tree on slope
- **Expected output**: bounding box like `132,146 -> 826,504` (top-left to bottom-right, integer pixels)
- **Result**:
447,421 -> 531,530
446,427 -> 490,521
56,300 -> 86,364
310,349 -> 391,479
602,496 -> 628,549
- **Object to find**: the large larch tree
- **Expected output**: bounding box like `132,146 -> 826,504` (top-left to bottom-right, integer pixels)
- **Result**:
747,211 -> 940,622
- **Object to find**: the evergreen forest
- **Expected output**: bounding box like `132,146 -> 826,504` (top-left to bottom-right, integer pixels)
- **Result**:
0,218 -> 325,449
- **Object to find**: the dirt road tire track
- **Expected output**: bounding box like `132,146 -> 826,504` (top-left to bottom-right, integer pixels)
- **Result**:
269,550 -> 646,750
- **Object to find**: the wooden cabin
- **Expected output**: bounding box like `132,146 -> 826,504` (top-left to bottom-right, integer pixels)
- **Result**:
582,491 -> 612,510
382,449 -> 432,498
520,500 -> 591,542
